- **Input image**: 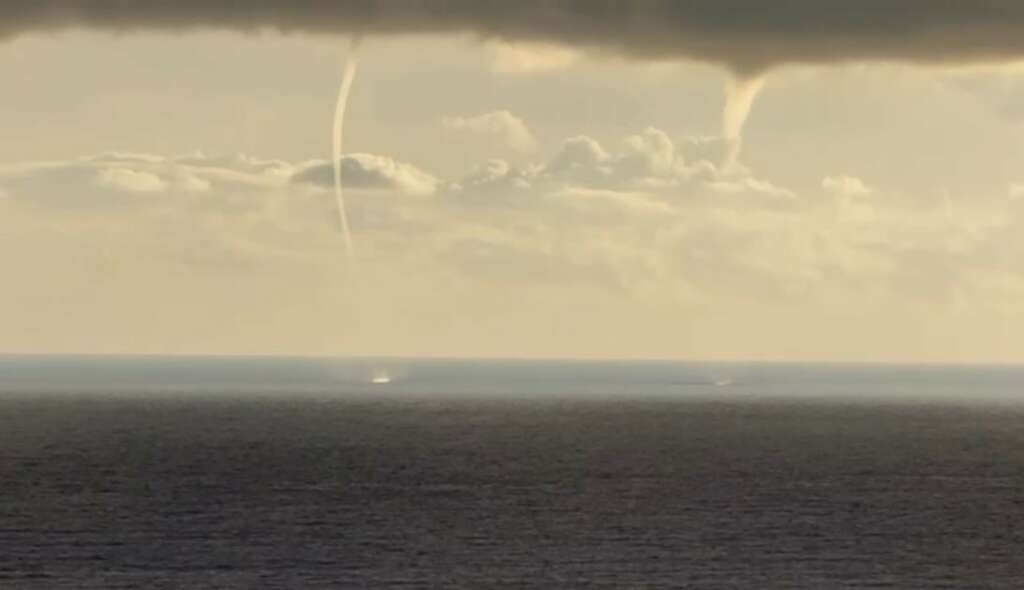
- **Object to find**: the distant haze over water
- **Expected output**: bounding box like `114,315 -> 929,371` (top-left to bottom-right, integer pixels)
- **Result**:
1,355 -> 1022,403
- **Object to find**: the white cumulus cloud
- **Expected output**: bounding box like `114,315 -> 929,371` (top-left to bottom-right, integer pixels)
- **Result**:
291,153 -> 438,197
94,167 -> 167,194
442,110 -> 538,152
450,127 -> 791,207
823,175 -> 873,198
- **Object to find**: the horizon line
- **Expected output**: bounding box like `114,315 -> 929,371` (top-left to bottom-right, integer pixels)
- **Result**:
2,352 -> 1023,370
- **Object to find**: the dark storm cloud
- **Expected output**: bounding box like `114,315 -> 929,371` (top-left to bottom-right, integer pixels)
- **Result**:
3,1 -> 1024,72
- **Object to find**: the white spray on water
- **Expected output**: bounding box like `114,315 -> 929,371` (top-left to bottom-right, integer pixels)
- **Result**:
332,38 -> 361,260
722,75 -> 766,172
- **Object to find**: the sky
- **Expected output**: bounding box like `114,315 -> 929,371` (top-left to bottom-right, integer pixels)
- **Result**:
3,6 -> 1024,362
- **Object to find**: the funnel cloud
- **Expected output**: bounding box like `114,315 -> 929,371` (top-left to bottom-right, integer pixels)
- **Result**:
332,39 -> 360,260
5,2 -> 1024,73
722,76 -> 766,170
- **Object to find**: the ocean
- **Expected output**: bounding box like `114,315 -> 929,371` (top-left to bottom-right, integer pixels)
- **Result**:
1,356 -> 1023,588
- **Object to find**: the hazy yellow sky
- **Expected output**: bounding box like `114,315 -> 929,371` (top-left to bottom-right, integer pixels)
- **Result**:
3,24 -> 1024,362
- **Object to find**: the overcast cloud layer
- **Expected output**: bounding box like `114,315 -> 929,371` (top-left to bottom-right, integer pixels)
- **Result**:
6,1 -> 1024,72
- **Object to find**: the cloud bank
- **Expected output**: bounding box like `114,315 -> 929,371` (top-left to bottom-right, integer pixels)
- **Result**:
5,2 -> 1024,72
448,127 -> 793,207
6,130 -> 1024,359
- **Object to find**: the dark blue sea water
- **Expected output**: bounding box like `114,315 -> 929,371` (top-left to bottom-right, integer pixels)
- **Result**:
2,356 -> 1023,588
